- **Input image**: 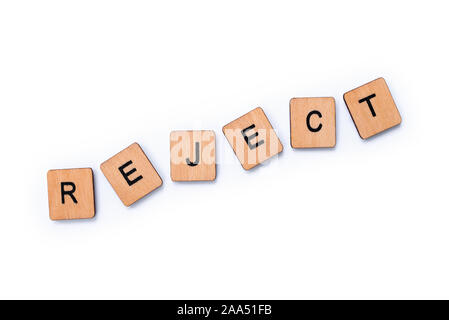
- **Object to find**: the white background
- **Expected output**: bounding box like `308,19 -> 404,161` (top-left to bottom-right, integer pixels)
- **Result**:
0,0 -> 448,299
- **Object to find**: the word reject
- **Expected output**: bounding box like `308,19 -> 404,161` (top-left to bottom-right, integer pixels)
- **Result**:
47,77 -> 401,220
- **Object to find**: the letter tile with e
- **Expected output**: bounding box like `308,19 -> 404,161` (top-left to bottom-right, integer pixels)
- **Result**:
343,77 -> 402,139
100,143 -> 162,207
290,97 -> 336,148
170,130 -> 216,181
47,168 -> 95,220
223,107 -> 283,170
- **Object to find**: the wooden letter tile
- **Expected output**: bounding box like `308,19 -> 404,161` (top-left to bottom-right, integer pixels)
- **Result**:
100,143 -> 162,207
222,107 -> 283,170
343,78 -> 402,139
290,97 -> 336,148
170,130 -> 216,181
47,168 -> 95,220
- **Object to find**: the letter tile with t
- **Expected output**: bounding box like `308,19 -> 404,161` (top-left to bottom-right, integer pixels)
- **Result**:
343,78 -> 402,139
100,143 -> 162,207
47,168 -> 95,220
223,107 -> 283,170
170,130 -> 216,181
290,97 -> 336,148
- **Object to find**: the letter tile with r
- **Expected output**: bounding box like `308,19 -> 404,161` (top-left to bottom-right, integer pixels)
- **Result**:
100,143 -> 162,206
343,77 -> 402,139
170,130 -> 216,181
47,168 -> 95,220
223,107 -> 283,170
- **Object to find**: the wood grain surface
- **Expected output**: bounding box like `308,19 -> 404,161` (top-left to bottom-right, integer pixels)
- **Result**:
100,143 -> 162,207
344,78 -> 401,139
223,107 -> 283,170
170,130 -> 216,181
290,97 -> 336,148
47,168 -> 95,220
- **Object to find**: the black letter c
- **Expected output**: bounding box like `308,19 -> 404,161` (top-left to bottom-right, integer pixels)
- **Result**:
306,110 -> 323,132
